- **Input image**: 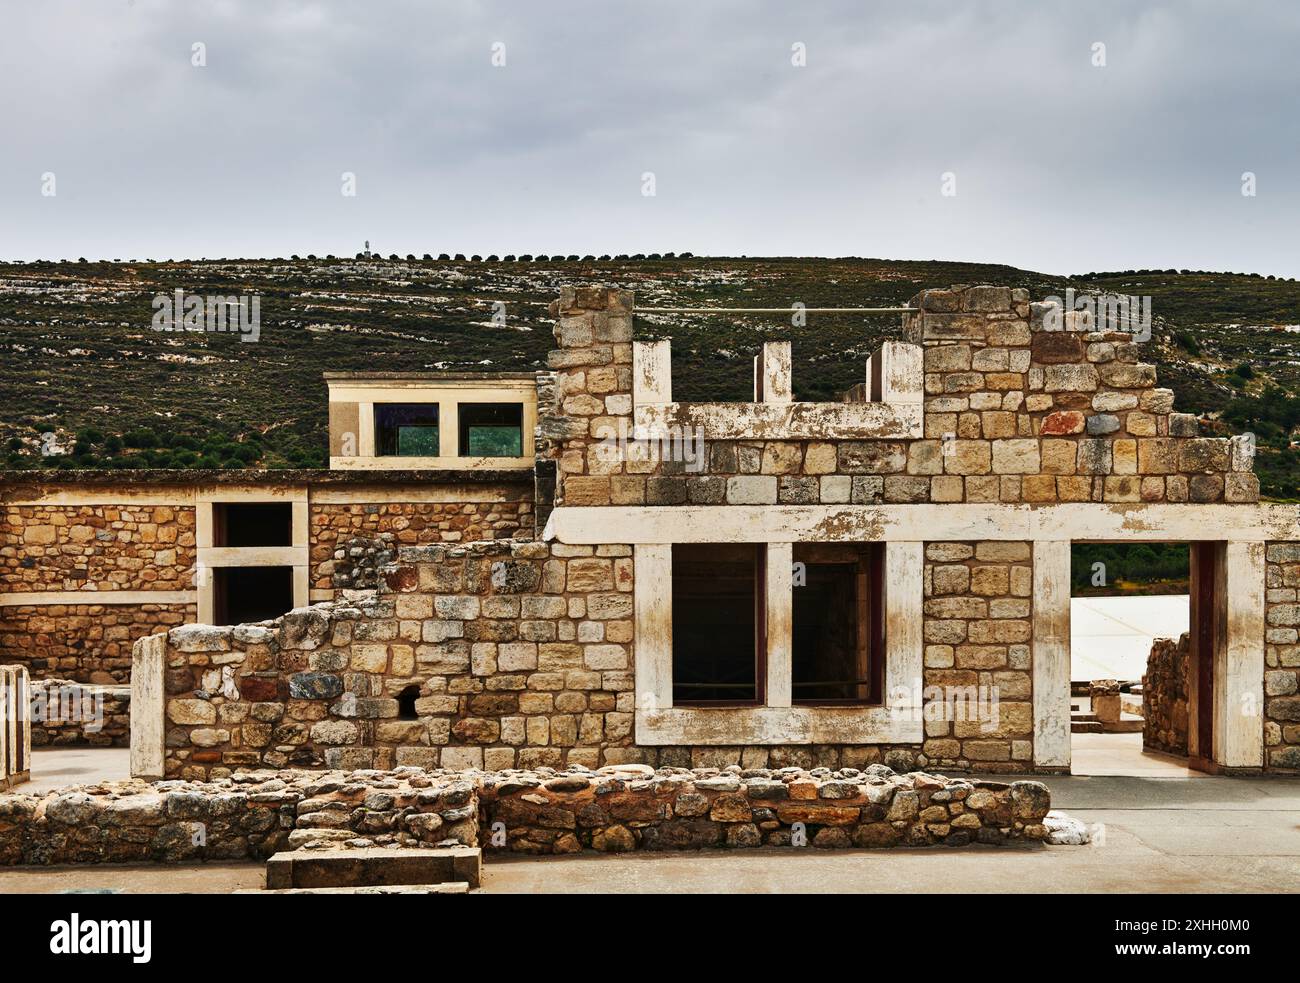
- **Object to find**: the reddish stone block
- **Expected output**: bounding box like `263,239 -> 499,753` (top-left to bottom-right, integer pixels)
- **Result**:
1040,411 -> 1085,435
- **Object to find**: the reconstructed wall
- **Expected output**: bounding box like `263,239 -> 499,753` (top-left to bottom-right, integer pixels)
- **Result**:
29,678 -> 131,748
0,503 -> 195,682
909,287 -> 1257,504
1264,543 -> 1300,771
921,541 -> 1034,771
0,763 -> 1052,864
152,540 -> 637,780
0,602 -> 194,684
0,477 -> 534,683
1143,634 -> 1189,756
309,500 -> 533,592
548,285 -> 1255,507
0,504 -> 195,591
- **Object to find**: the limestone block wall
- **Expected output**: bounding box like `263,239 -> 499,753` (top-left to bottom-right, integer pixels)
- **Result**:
1264,543 -> 1300,771
543,284 -> 1257,507
1143,634 -> 1190,756
29,678 -> 131,748
148,540 -> 638,780
921,541 -> 1035,771
0,602 -> 194,684
0,502 -> 197,683
309,500 -> 534,593
908,285 -> 1257,504
0,504 -> 195,590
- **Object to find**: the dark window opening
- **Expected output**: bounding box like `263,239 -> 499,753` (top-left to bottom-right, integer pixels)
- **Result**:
397,685 -> 421,720
213,567 -> 293,626
671,544 -> 763,705
792,543 -> 884,705
375,403 -> 440,457
212,503 -> 293,548
458,402 -> 523,457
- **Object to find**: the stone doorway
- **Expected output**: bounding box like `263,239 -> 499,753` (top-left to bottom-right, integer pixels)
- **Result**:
1066,541 -> 1208,776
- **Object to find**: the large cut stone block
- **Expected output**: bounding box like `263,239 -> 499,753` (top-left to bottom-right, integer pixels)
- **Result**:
265,847 -> 482,890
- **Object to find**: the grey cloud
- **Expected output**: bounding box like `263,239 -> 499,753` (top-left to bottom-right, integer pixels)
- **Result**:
0,0 -> 1296,275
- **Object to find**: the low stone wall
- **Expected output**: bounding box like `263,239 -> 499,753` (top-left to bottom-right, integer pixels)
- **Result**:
0,768 -> 476,866
0,763 -> 1052,864
1143,633 -> 1189,756
477,763 -> 1052,853
29,678 -> 130,748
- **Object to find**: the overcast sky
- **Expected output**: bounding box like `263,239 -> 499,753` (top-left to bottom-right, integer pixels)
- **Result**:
2,0 -> 1298,276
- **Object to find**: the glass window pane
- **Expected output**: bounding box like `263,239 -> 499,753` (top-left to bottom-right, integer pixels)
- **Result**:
458,403 -> 523,457
375,404 -> 439,457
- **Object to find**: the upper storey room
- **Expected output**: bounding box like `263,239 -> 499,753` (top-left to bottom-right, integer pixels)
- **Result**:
324,372 -> 539,471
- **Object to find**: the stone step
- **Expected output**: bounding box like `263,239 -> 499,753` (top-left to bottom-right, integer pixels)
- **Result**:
238,883 -> 470,895
265,847 -> 481,891
1071,720 -> 1104,734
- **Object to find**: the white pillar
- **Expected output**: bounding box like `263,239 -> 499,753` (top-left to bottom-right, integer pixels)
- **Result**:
1032,540 -> 1072,769
765,543 -> 793,707
1220,541 -> 1265,768
130,633 -> 167,779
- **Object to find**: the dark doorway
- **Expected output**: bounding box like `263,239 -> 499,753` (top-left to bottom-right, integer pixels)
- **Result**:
214,566 -> 293,625
213,503 -> 293,548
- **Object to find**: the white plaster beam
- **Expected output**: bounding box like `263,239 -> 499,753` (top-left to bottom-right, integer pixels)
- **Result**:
755,342 -> 792,404
633,544 -> 673,714
0,590 -> 195,608
632,340 -> 672,410
549,503 -> 1300,545
635,705 -> 923,746
880,341 -> 924,405
633,401 -> 923,441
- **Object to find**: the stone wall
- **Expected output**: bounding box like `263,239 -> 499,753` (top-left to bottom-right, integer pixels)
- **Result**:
1143,634 -> 1189,756
309,500 -> 533,593
29,678 -> 131,748
1264,543 -> 1300,771
545,284 -> 1257,507
0,602 -> 194,684
907,286 -> 1257,504
151,540 -> 637,780
0,504 -> 195,590
921,541 -> 1035,771
0,763 -> 1052,864
0,768 -> 476,865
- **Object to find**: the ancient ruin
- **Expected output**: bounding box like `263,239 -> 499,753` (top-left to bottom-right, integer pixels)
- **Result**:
2,281 -> 1298,870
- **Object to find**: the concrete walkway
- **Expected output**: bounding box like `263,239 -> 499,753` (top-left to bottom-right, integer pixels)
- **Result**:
19,747 -> 131,795
0,771 -> 1296,894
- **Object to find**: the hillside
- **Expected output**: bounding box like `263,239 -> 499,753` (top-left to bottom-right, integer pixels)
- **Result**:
1,255 -> 1298,499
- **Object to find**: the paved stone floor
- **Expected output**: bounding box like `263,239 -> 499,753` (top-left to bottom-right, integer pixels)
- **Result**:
21,747 -> 132,795
1071,731 -> 1206,778
1,770 -> 1296,894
